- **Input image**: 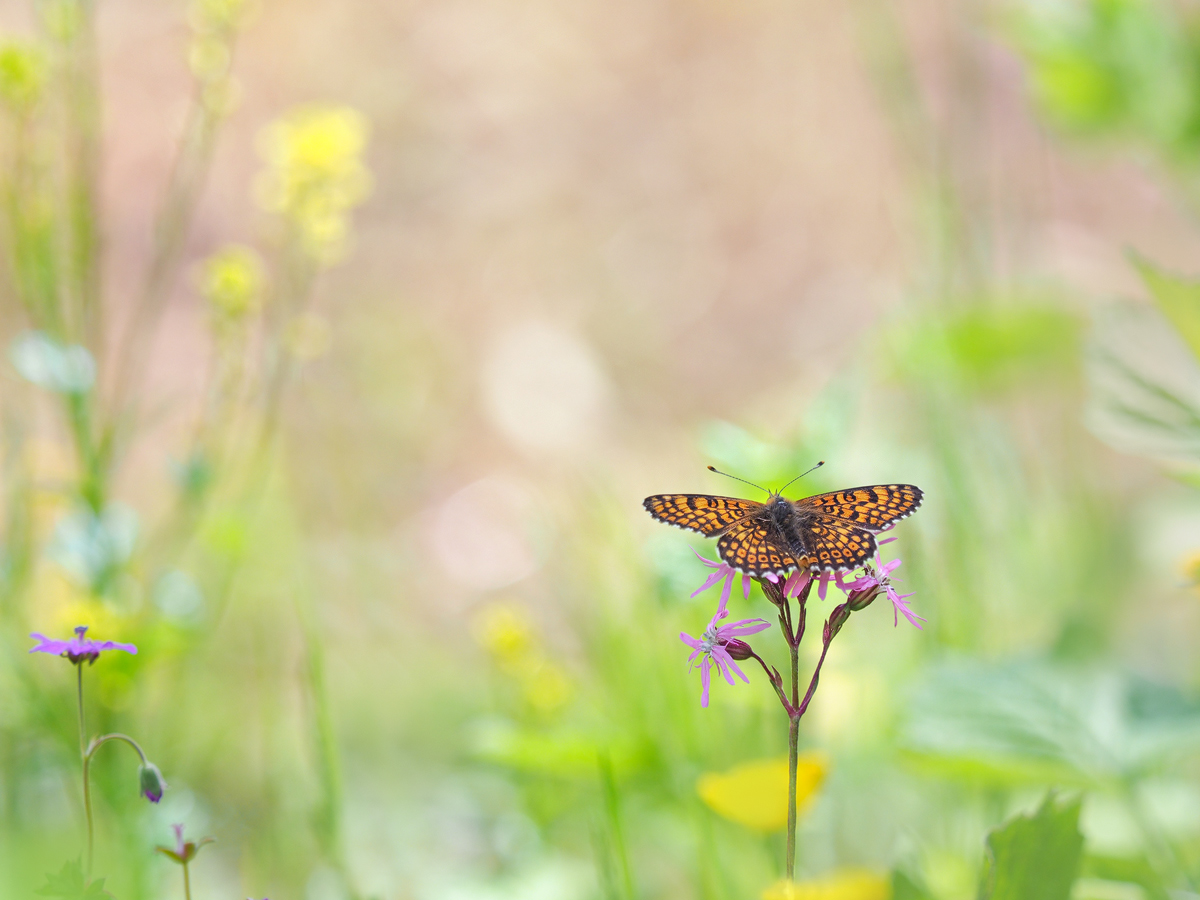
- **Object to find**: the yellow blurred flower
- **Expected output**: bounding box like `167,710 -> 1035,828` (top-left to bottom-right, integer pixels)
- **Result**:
473,602 -> 534,667
1183,549 -> 1200,587
283,312 -> 331,360
697,754 -> 826,832
522,659 -> 572,714
188,35 -> 230,82
198,244 -> 264,322
254,106 -> 371,264
0,41 -> 47,111
762,870 -> 891,900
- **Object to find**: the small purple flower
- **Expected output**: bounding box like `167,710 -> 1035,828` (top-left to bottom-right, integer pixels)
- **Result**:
843,555 -> 925,629
29,625 -> 137,665
680,598 -> 771,707
156,822 -> 214,865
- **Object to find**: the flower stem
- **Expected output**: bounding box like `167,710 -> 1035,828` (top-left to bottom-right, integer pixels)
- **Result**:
786,594 -> 804,882
76,663 -> 95,875
183,861 -> 191,900
81,733 -> 149,875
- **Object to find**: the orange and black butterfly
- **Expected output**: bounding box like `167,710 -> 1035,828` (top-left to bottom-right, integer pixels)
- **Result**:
644,470 -> 922,578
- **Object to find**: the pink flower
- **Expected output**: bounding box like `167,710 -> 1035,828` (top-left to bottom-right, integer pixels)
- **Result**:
842,555 -> 925,629
29,625 -> 137,665
690,551 -> 752,607
680,599 -> 771,707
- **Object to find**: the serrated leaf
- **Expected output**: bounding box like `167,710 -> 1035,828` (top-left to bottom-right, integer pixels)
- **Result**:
978,793 -> 1084,900
35,860 -> 112,899
1132,252 -> 1200,363
1085,302 -> 1200,465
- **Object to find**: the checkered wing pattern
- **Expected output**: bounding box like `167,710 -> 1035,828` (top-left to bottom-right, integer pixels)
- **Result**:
804,518 -> 877,572
797,485 -> 923,531
643,494 -> 762,537
717,518 -> 811,577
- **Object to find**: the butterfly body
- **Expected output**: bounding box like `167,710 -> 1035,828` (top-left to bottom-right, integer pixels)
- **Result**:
643,484 -> 922,578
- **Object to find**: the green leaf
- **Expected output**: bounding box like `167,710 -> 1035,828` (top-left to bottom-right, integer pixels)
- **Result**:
978,793 -> 1084,900
892,869 -> 935,900
1131,252 -> 1200,362
901,661 -> 1200,787
35,860 -> 112,900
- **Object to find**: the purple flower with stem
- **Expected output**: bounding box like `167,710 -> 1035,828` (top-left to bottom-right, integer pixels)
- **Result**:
156,822 -> 215,900
842,544 -> 924,629
29,625 -> 165,874
680,595 -> 771,707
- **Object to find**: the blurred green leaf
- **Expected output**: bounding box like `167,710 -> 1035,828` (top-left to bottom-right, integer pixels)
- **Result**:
978,793 -> 1083,900
1085,302 -> 1200,465
1082,854 -> 1171,900
902,661 -> 1200,786
35,860 -> 111,899
1131,252 -> 1200,362
469,719 -> 643,779
892,869 -> 935,900
887,305 -> 1080,394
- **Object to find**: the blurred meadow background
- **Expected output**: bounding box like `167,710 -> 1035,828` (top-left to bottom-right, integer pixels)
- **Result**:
4,0 -> 1200,898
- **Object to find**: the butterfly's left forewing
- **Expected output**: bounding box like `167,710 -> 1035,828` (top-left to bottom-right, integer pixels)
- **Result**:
643,494 -> 761,537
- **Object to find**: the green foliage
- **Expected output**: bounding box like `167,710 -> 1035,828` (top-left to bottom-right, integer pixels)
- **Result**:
35,860 -> 112,900
903,662 -> 1200,786
977,793 -> 1084,900
887,304 -> 1081,394
1131,253 -> 1200,362
1014,0 -> 1200,162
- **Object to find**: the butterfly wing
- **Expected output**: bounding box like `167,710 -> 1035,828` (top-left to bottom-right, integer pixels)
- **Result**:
717,517 -> 811,577
803,518 -> 877,572
643,494 -> 762,537
796,485 -> 923,531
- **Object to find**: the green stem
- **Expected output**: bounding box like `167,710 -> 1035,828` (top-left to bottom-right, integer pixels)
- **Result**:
183,861 -> 191,900
82,732 -> 149,875
786,641 -> 799,881
76,663 -> 93,874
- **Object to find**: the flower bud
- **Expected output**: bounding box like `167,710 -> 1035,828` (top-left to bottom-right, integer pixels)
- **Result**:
823,604 -> 851,643
138,762 -> 167,803
724,639 -> 754,661
846,585 -> 880,612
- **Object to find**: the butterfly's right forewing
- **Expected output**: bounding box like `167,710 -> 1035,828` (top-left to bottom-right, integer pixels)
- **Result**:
643,494 -> 761,537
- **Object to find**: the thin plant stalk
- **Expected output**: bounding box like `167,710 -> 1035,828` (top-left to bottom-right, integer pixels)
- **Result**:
182,861 -> 192,900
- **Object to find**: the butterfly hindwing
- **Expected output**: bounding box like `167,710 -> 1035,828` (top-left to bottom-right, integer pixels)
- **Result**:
797,485 -> 922,531
717,517 -> 808,577
643,494 -> 761,537
804,518 -> 876,572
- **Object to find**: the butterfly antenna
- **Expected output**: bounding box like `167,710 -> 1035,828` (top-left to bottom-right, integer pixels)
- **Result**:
707,466 -> 769,496
777,460 -> 825,495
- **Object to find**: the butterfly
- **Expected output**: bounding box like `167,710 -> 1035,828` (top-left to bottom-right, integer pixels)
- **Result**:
643,479 -> 922,578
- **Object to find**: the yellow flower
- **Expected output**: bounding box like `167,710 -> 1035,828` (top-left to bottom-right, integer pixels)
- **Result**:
254,106 -> 371,264
762,870 -> 891,900
1183,550 -> 1200,587
697,754 -> 827,832
0,41 -> 47,111
522,659 -> 572,714
198,244 -> 264,322
473,603 -> 534,667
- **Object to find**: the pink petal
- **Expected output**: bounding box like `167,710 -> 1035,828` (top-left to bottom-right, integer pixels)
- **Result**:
710,648 -> 738,686
719,618 -> 771,638
700,658 -> 712,707
691,549 -> 725,569
690,569 -> 726,598
680,632 -> 704,651
742,573 -> 752,600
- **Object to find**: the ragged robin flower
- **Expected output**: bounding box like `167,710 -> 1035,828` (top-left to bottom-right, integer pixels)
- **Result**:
841,551 -> 924,629
29,625 -> 137,665
680,597 -> 771,707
